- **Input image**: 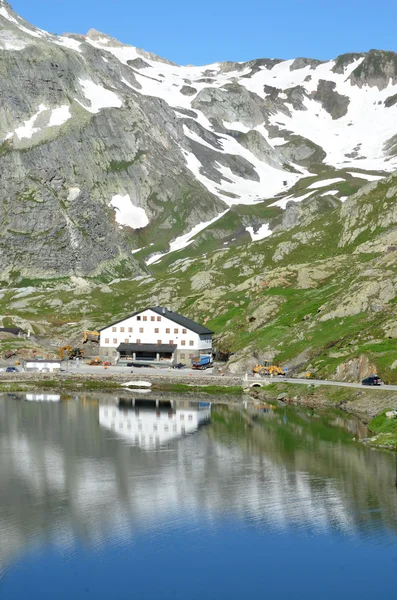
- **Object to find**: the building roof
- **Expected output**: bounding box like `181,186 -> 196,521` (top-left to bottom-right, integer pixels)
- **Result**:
117,343 -> 177,354
25,360 -> 62,364
150,307 -> 214,335
100,307 -> 214,335
0,327 -> 24,335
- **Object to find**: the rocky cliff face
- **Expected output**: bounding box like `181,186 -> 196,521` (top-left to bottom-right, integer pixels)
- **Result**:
1,1 -> 397,281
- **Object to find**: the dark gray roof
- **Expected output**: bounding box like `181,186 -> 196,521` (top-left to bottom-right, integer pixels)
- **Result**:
150,307 -> 214,335
0,327 -> 24,335
25,360 -> 62,364
117,343 -> 177,354
100,307 -> 214,335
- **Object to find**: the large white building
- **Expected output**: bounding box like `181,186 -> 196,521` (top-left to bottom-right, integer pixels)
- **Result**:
99,306 -> 213,364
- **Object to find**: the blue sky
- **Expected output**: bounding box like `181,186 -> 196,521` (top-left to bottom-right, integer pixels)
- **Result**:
10,0 -> 397,65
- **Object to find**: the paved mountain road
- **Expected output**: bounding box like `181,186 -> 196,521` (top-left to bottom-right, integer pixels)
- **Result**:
56,364 -> 397,391
247,377 -> 397,391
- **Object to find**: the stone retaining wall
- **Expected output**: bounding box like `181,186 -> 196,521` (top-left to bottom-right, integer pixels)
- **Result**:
0,371 -> 243,388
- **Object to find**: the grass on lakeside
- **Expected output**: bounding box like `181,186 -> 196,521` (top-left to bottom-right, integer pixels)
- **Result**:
152,383 -> 244,395
365,411 -> 397,449
369,411 -> 397,435
0,378 -> 243,395
0,379 -> 123,392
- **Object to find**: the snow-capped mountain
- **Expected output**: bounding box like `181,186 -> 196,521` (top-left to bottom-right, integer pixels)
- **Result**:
0,0 -> 397,279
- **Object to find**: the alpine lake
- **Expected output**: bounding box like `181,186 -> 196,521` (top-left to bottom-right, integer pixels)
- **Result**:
1,391 -> 397,599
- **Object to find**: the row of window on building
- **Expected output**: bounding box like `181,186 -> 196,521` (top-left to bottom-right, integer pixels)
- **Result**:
108,417 -> 193,430
105,337 -> 195,346
110,326 -> 188,334
109,424 -> 189,443
104,409 -> 193,421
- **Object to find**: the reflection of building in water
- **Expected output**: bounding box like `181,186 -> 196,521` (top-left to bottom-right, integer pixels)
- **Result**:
99,399 -> 211,448
26,394 -> 61,402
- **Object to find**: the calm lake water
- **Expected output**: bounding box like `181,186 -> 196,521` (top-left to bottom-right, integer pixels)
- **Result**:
1,392 -> 397,599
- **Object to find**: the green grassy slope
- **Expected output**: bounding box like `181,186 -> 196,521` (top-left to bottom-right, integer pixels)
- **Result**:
1,171 -> 397,382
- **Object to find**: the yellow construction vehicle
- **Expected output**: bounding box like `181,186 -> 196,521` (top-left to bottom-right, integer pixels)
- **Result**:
59,346 -> 84,360
253,362 -> 285,377
83,330 -> 100,344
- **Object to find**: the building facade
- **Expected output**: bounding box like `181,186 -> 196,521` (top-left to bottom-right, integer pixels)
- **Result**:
99,307 -> 213,364
25,360 -> 62,373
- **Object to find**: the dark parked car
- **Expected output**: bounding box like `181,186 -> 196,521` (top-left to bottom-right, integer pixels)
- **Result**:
173,363 -> 186,369
362,375 -> 383,386
6,367 -> 19,373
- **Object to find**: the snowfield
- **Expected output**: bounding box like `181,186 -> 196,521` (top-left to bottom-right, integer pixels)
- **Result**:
5,104 -> 72,141
81,35 -> 397,210
110,195 -> 149,229
1,3 -> 396,258
308,178 -> 345,189
77,79 -> 122,113
13,104 -> 47,139
48,106 -> 72,127
346,172 -> 385,181
246,224 -> 273,241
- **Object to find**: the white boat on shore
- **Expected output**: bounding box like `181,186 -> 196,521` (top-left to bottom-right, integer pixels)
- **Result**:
120,381 -> 152,388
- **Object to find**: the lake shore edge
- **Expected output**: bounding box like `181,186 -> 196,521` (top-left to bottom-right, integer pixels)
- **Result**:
1,372 -> 397,449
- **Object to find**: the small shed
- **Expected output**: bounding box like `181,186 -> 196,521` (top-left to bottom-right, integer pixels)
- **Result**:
25,360 -> 62,373
0,327 -> 25,337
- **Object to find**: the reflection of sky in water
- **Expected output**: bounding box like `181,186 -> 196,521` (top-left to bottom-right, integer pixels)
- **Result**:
0,395 -> 397,597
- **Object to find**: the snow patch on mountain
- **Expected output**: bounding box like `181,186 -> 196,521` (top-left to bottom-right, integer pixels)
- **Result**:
267,72 -> 397,172
346,172 -> 384,181
0,6 -> 18,24
320,189 -> 339,196
67,188 -> 81,202
48,106 -> 71,127
75,34 -> 397,203
17,24 -> 43,39
4,104 -> 72,141
54,36 -> 82,53
0,30 -> 27,50
180,126 -> 301,206
183,126 -> 219,151
223,121 -> 251,133
269,190 -> 315,209
77,79 -> 122,113
147,209 -> 229,265
308,178 -> 345,189
13,104 -> 47,139
246,224 -> 272,241
111,195 -> 149,229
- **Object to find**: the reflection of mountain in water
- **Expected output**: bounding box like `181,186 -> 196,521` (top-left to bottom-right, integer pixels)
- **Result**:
99,398 -> 211,448
0,396 -> 397,575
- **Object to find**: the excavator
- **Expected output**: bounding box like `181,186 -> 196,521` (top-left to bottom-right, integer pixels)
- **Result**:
253,361 -> 285,377
83,331 -> 100,344
59,346 -> 84,361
